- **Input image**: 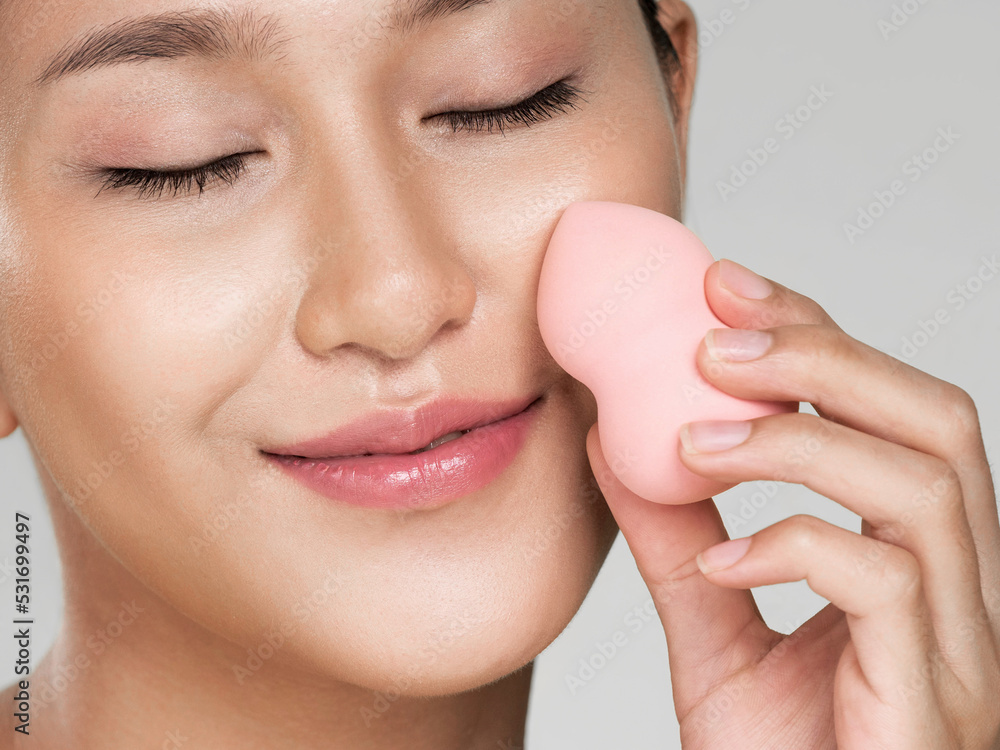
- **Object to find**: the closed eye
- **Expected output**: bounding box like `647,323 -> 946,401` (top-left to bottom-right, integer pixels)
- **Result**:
94,79 -> 584,201
428,78 -> 587,136
95,151 -> 262,200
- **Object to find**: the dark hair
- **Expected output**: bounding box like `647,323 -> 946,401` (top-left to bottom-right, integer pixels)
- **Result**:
637,0 -> 684,119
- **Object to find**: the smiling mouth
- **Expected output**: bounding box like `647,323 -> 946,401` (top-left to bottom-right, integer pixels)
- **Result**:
261,395 -> 544,511
265,393 -> 543,462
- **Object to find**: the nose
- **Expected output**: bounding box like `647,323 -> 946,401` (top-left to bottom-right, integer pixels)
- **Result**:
294,147 -> 477,362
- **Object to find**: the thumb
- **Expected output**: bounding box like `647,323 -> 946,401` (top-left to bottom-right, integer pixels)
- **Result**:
586,421 -> 775,714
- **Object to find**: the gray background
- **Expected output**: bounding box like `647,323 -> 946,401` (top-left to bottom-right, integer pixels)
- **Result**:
1,1 -> 998,747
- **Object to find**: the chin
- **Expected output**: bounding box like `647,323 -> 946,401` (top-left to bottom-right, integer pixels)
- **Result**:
380,531 -> 615,696
255,500 -> 617,699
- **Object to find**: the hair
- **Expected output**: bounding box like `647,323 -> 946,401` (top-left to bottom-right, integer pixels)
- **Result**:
637,0 -> 684,120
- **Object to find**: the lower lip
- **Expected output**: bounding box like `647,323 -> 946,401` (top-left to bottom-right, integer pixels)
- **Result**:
266,397 -> 543,510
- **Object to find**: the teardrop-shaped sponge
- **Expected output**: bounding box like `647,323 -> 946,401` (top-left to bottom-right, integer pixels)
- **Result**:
536,201 -> 798,504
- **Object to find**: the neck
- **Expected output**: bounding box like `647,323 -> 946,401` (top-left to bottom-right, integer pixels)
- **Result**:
2,486 -> 532,750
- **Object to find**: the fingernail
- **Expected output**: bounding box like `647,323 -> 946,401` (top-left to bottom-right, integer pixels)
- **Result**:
679,420 -> 752,453
697,537 -> 751,573
705,328 -> 773,362
719,259 -> 773,300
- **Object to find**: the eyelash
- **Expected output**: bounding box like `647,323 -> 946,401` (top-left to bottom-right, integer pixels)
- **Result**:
433,78 -> 586,135
97,151 -> 254,200
96,79 -> 585,200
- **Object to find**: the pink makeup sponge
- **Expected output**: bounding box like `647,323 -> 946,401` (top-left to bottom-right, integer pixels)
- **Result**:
536,201 -> 798,505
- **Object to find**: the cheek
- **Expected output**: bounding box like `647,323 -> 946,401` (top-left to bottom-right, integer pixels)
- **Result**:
434,107 -> 681,300
574,103 -> 683,216
0,211 -> 330,652
1,200 -> 294,539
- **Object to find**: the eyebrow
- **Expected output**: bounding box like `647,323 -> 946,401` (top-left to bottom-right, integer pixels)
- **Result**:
387,0 -> 494,36
34,0 -> 495,87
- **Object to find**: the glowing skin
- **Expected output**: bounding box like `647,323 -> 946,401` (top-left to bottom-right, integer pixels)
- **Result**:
0,0 -> 699,747
5,1 -> 997,747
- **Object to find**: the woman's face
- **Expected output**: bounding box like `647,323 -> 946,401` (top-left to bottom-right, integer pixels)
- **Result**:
0,0 -> 692,694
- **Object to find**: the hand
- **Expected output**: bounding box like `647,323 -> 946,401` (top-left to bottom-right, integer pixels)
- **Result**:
585,258 -> 1000,749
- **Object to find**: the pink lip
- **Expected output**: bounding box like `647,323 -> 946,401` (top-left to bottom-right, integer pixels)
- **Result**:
262,394 -> 544,510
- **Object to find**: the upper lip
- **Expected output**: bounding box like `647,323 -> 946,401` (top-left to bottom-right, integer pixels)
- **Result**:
263,393 -> 542,459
